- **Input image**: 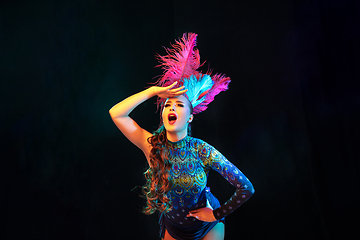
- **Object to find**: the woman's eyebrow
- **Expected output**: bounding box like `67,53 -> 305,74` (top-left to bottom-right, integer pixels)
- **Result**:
166,100 -> 184,104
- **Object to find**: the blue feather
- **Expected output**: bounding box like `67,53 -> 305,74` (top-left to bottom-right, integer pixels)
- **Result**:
184,74 -> 213,108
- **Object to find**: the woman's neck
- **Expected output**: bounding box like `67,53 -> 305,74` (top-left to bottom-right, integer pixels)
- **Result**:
166,130 -> 187,142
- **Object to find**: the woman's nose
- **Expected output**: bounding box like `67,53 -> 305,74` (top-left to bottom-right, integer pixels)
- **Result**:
169,104 -> 176,111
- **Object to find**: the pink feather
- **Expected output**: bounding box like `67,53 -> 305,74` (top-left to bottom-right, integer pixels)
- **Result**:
193,73 -> 231,114
156,33 -> 203,87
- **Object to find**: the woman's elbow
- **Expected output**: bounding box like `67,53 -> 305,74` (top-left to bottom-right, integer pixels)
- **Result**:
109,107 -> 114,116
250,186 -> 255,196
109,108 -> 118,119
248,183 -> 255,197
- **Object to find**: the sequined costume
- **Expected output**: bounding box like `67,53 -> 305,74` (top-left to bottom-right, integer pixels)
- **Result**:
159,136 -> 255,240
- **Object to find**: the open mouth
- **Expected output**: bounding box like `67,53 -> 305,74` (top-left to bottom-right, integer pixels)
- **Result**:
168,113 -> 177,125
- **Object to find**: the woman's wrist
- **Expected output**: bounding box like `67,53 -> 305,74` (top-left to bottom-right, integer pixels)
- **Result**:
148,86 -> 158,98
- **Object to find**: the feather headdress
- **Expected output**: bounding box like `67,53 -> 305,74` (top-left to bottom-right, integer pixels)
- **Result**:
155,32 -> 231,114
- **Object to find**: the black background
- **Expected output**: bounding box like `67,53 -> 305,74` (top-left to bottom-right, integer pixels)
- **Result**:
1,0 -> 359,239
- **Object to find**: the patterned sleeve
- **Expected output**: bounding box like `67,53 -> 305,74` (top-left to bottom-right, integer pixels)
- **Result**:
199,141 -> 255,220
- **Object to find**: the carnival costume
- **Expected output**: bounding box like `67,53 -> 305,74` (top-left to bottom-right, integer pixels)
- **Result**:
153,33 -> 255,239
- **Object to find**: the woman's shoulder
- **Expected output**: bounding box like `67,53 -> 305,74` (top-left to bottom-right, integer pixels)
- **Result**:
187,136 -> 213,149
187,135 -> 204,143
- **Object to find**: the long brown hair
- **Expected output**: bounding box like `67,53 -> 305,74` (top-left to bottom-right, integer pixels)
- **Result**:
142,125 -> 173,214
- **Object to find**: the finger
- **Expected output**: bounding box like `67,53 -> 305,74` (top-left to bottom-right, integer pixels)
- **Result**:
165,81 -> 178,90
189,210 -> 199,215
169,85 -> 185,92
171,89 -> 188,96
187,211 -> 195,216
187,213 -> 199,219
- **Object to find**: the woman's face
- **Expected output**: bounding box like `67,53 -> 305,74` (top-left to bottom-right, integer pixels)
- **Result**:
162,95 -> 193,134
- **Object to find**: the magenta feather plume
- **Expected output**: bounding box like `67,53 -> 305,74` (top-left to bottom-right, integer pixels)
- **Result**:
156,32 -> 203,87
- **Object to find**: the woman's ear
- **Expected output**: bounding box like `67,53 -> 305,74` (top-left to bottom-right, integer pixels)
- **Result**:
188,114 -> 194,123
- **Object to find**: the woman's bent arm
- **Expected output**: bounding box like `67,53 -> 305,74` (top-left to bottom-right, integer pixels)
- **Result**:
109,82 -> 187,161
109,87 -> 156,159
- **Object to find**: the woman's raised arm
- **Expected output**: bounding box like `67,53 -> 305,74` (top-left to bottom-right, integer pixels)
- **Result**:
109,82 -> 187,160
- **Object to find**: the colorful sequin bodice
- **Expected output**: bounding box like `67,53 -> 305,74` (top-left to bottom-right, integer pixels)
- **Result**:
164,136 -> 255,225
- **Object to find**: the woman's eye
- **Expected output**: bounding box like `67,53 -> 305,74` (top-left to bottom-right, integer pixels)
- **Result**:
177,104 -> 184,107
164,104 -> 170,107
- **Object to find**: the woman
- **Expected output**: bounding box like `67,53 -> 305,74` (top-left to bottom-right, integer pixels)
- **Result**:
109,33 -> 254,240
